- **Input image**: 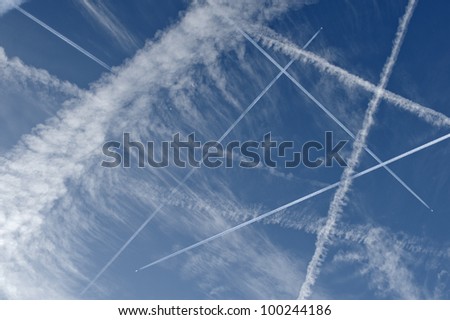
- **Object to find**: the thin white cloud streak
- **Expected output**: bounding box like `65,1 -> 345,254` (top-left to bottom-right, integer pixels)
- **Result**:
14,5 -> 112,71
80,26 -> 322,296
257,32 -> 450,129
137,131 -> 450,272
0,47 -> 82,97
271,211 -> 449,260
76,0 -> 139,51
238,28 -> 431,210
0,48 -> 83,153
298,0 -> 417,299
0,0 -> 24,15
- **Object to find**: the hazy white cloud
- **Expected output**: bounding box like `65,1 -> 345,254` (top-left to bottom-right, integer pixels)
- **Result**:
362,228 -> 420,299
15,6 -> 112,71
329,228 -> 421,299
433,270 -> 449,299
0,0 -> 24,16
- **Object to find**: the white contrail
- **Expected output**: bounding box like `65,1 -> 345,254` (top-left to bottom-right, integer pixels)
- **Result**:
136,131 -> 450,272
80,29 -> 322,295
258,31 -> 450,128
298,0 -> 417,300
238,28 -> 431,211
218,27 -> 323,143
14,5 -> 112,72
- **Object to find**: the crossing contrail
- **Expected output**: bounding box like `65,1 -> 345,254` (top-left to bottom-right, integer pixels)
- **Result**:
15,5 -> 112,72
257,32 -> 450,128
298,0 -> 418,299
217,27 -> 323,143
237,26 -> 432,211
136,131 -> 450,272
80,29 -> 322,295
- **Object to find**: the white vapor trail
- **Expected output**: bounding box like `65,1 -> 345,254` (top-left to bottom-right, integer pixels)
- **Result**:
80,29 -> 323,296
218,27 -> 323,142
258,33 -> 450,129
14,5 -> 112,72
136,132 -> 450,272
0,47 -> 82,96
238,28 -> 431,211
298,0 -> 418,300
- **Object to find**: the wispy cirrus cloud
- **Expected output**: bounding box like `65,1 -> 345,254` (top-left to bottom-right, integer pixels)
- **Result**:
80,0 -> 320,295
75,0 -> 140,52
0,47 -> 81,97
269,209 -> 448,299
2,0 -> 447,300
360,227 -> 421,299
0,0 -> 316,299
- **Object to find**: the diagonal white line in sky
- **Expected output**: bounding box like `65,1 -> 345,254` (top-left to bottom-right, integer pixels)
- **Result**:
238,28 -> 432,212
217,27 -> 323,143
136,132 -> 450,272
298,0 -> 418,299
80,29 -> 323,296
259,33 -> 450,128
15,5 -> 112,72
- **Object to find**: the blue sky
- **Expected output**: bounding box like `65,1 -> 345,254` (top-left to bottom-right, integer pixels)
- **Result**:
0,0 -> 449,299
